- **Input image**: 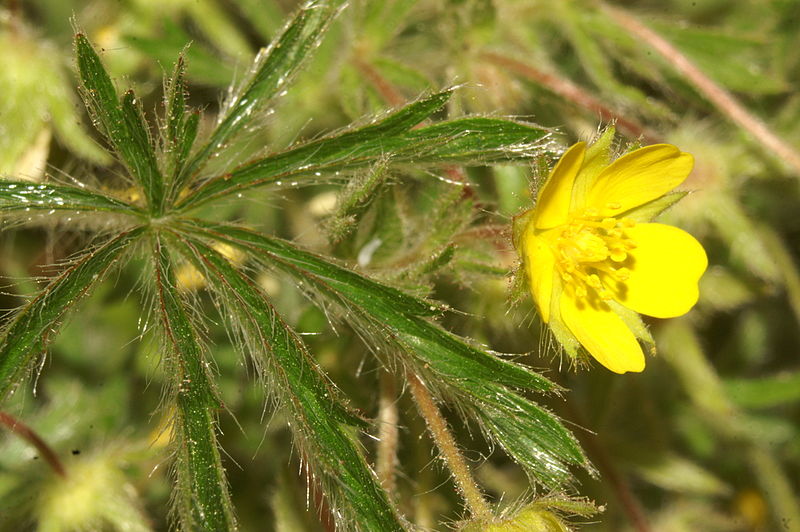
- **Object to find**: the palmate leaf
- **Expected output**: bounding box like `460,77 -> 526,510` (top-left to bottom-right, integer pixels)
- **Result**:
179,220 -> 589,487
0,181 -> 143,215
75,34 -> 164,213
175,91 -> 551,210
168,231 -> 405,531
0,5 -> 594,527
151,236 -> 237,531
0,227 -> 144,401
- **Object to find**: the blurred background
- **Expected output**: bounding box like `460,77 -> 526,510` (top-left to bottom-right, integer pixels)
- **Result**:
1,0 -> 798,530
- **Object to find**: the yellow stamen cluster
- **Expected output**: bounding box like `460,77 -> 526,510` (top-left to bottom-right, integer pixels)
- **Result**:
553,211 -> 637,301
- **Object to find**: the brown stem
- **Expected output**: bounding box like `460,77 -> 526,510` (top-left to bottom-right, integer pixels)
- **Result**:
481,51 -> 661,143
352,56 -> 406,107
599,2 -> 800,176
376,369 -> 399,494
0,411 -> 67,478
406,371 -> 492,521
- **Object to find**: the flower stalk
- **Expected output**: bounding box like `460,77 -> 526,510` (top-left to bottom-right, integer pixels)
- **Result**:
407,370 -> 492,521
600,2 -> 800,176
376,369 -> 400,494
0,410 -> 66,478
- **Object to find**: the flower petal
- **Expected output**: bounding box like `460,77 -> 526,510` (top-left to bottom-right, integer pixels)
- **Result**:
570,127 -> 615,211
522,233 -> 556,323
583,144 -> 693,217
604,223 -> 707,318
560,292 -> 645,374
534,142 -> 585,229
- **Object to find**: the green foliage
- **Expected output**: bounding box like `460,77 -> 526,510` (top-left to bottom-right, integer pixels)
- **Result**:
2,0 -> 800,531
0,2 -> 580,530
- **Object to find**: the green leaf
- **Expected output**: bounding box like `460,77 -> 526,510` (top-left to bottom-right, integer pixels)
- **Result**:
180,0 -> 340,181
177,94 -> 549,209
180,220 -> 443,319
164,56 -> 188,166
0,181 -> 143,216
471,388 -> 588,487
162,55 -> 200,197
182,221 -> 547,391
151,236 -> 237,531
177,89 -> 450,209
0,227 -> 144,402
75,33 -> 164,213
178,221 -> 588,486
169,232 -> 404,531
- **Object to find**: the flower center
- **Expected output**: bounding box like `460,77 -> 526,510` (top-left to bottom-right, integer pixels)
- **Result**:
552,214 -> 637,300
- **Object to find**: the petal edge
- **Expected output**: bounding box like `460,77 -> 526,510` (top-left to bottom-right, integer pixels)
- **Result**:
560,293 -> 645,374
534,142 -> 585,229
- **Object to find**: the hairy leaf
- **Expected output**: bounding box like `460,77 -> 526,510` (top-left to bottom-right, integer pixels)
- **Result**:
471,385 -> 589,487
151,236 -> 237,531
0,181 -> 143,216
75,33 -> 164,213
177,89 -> 451,209
163,55 -> 200,186
177,221 -> 587,486
177,93 -> 550,210
180,0 -> 340,182
0,227 -> 144,402
170,232 -> 405,531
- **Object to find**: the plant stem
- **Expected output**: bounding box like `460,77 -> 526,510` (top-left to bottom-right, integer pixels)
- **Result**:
406,371 -> 492,521
0,411 -> 67,478
599,2 -> 800,176
481,51 -> 660,143
352,56 -> 406,107
376,369 -> 399,494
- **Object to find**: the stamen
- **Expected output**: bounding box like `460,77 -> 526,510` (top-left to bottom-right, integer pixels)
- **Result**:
552,212 -> 638,302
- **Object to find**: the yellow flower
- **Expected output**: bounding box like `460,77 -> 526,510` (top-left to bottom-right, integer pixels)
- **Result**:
514,129 -> 707,373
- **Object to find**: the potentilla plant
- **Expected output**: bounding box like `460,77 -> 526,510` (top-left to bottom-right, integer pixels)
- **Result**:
0,2 -> 596,530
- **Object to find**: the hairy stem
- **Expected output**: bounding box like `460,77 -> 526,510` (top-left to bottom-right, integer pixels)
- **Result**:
600,2 -> 800,176
0,411 -> 66,478
407,371 -> 492,521
376,369 -> 400,494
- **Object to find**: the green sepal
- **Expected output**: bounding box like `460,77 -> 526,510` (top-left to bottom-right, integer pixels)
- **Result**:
619,191 -> 689,223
